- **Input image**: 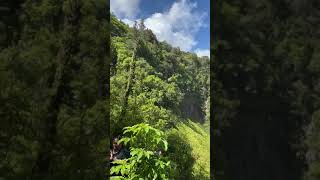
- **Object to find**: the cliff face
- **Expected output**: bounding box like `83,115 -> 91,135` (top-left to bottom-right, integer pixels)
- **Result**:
180,94 -> 205,123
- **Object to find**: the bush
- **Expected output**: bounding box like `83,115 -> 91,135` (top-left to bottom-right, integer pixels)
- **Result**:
110,123 -> 171,179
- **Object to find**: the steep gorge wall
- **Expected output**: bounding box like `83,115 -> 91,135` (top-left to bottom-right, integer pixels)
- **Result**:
180,94 -> 205,123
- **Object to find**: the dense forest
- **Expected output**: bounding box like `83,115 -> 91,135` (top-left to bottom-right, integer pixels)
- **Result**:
110,15 -> 210,179
213,0 -> 320,180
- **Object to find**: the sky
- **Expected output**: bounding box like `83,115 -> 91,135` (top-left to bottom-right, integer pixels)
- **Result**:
110,0 -> 210,58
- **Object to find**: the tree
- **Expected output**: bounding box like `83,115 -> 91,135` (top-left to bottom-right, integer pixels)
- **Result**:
111,123 -> 171,179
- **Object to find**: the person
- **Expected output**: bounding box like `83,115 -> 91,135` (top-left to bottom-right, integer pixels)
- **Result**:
109,136 -> 130,178
110,136 -> 130,162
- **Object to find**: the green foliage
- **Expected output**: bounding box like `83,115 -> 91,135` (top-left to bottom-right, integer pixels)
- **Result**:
178,121 -> 210,179
110,32 -> 184,133
111,15 -> 130,37
110,15 -> 210,180
110,16 -> 209,132
167,127 -> 195,179
111,123 -> 171,180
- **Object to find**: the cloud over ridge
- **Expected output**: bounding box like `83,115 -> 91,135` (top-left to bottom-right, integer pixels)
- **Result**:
111,0 -> 209,56
111,0 -> 140,18
144,0 -> 206,51
194,48 -> 210,58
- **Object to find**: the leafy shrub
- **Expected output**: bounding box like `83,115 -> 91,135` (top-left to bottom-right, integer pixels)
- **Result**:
110,123 -> 171,179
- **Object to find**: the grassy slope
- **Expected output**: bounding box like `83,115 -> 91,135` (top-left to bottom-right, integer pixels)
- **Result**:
176,120 -> 210,179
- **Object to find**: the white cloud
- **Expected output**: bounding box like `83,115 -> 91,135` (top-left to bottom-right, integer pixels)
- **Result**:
111,0 -> 140,18
115,0 -> 207,52
121,18 -> 136,27
143,0 -> 206,51
194,48 -> 210,58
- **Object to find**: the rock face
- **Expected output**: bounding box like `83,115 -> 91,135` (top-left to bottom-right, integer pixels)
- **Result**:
221,96 -> 304,180
180,94 -> 205,123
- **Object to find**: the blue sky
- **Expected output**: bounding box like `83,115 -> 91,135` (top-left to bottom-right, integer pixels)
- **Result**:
111,0 -> 210,57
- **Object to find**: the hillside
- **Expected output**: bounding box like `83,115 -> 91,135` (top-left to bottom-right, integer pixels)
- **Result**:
110,15 -> 210,179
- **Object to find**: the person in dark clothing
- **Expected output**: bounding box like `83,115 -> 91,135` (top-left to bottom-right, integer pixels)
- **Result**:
109,136 -> 131,178
110,136 -> 130,163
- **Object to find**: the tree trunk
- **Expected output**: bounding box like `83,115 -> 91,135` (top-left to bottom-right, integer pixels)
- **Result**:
118,47 -> 137,123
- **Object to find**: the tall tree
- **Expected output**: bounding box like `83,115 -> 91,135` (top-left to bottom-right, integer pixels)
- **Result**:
118,22 -> 139,124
